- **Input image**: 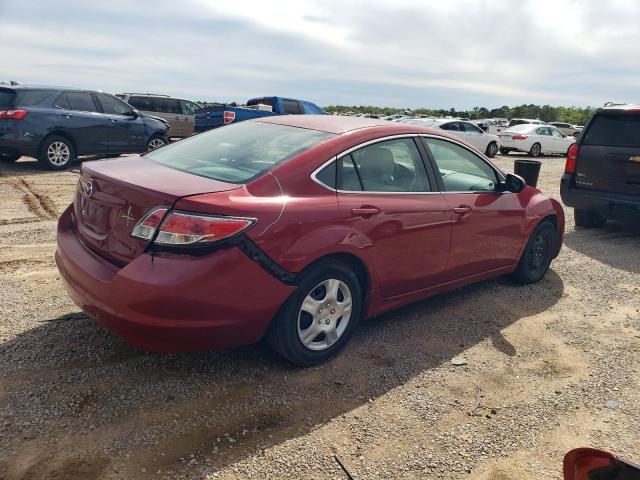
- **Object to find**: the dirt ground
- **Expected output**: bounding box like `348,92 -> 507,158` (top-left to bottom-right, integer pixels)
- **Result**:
0,153 -> 638,480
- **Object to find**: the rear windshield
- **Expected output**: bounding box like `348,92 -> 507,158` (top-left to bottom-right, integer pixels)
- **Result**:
147,122 -> 335,183
581,112 -> 640,148
0,89 -> 15,108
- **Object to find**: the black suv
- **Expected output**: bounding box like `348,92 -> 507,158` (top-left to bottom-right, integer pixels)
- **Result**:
0,85 -> 170,170
561,104 -> 640,227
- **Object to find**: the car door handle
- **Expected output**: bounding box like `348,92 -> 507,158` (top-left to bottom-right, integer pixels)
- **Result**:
351,206 -> 380,217
453,205 -> 472,214
63,113 -> 73,118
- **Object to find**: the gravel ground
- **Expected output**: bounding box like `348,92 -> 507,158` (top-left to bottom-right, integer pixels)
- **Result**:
0,153 -> 638,480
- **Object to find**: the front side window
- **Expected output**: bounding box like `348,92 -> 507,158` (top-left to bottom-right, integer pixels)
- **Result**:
65,92 -> 98,113
341,138 -> 431,192
180,100 -> 200,115
282,99 -> 302,115
422,138 -> 497,192
96,93 -> 132,115
147,122 -> 334,183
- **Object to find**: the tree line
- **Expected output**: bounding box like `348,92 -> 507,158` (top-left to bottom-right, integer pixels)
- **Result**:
324,104 -> 598,125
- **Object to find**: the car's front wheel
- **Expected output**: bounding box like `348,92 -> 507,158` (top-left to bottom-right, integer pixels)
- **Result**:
511,220 -> 558,283
266,259 -> 362,366
146,135 -> 168,151
39,135 -> 76,170
485,142 -> 498,157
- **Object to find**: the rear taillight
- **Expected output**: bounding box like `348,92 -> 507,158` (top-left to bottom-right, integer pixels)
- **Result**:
512,135 -> 528,140
131,208 -> 254,246
565,143 -> 579,174
223,110 -> 235,125
0,109 -> 28,120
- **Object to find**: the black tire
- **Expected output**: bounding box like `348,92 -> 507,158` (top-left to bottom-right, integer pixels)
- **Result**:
485,142 -> 498,158
528,143 -> 541,157
146,134 -> 168,151
38,135 -> 76,170
266,259 -> 363,366
0,153 -> 21,163
574,208 -> 606,228
511,221 -> 557,283
499,147 -> 510,155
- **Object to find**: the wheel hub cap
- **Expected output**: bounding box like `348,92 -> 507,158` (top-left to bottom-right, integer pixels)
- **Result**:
47,142 -> 70,165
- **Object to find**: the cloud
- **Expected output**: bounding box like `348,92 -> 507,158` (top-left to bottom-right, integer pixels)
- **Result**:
0,0 -> 637,108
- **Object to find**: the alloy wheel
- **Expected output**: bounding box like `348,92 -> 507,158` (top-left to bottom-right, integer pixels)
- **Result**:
487,143 -> 498,156
47,141 -> 70,166
147,138 -> 166,150
297,279 -> 352,351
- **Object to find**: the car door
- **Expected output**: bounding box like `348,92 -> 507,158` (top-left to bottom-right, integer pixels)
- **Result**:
421,136 -> 526,281
56,91 -> 109,155
549,126 -> 570,153
94,93 -> 146,153
179,100 -> 200,137
332,136 -> 452,298
461,121 -> 486,151
151,97 -> 182,137
535,126 -> 553,153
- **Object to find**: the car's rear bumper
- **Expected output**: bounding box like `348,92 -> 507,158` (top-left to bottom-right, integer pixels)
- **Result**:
561,174 -> 640,211
0,129 -> 40,157
55,205 -> 295,352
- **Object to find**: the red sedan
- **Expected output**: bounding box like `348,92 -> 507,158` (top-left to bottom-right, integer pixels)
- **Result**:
56,116 -> 564,365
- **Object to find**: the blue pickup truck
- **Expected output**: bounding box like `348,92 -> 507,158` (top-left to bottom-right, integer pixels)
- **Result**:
194,96 -> 326,133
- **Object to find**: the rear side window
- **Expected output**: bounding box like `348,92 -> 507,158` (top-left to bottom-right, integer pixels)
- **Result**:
152,97 -> 180,114
282,99 -> 302,115
315,161 -> 336,188
127,96 -> 154,111
0,89 -> 15,108
66,92 -> 98,112
53,93 -> 71,110
14,90 -> 56,106
582,113 -> 640,148
147,122 -> 334,183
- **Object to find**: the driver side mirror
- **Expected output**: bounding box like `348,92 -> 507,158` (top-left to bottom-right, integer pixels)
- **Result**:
127,109 -> 139,119
500,173 -> 526,193
563,448 -> 640,480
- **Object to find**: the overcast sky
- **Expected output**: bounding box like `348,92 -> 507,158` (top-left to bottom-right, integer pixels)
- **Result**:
0,0 -> 637,109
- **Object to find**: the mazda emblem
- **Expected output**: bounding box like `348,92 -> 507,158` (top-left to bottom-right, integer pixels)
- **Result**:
80,178 -> 94,197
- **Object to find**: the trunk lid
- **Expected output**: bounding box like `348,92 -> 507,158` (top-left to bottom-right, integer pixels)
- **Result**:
74,157 -> 240,266
576,111 -> 640,195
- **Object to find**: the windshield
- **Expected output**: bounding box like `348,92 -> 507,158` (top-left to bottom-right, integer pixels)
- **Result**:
147,121 -> 335,183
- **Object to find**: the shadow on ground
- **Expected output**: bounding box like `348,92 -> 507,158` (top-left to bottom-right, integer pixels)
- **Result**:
0,270 -> 564,479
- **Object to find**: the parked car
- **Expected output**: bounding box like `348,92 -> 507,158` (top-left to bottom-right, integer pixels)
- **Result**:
508,118 -> 547,127
499,124 -> 576,157
194,96 -> 325,133
0,85 -> 169,170
116,93 -> 201,138
402,118 -> 501,157
56,116 -> 564,366
550,122 -> 583,138
561,103 -> 640,227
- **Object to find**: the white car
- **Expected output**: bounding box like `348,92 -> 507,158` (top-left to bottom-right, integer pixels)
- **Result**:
402,118 -> 501,157
498,124 -> 576,157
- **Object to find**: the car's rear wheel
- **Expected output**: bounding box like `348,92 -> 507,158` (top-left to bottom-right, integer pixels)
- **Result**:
485,141 -> 498,157
0,152 -> 21,163
38,135 -> 76,170
147,135 -> 168,151
511,220 -> 557,283
574,208 -> 607,228
529,143 -> 541,157
266,259 -> 362,366
499,147 -> 511,155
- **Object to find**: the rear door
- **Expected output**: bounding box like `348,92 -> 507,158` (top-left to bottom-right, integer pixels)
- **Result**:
333,136 -> 452,297
576,111 -> 640,196
94,93 -> 146,153
460,121 -> 486,151
59,91 -> 109,154
150,97 -> 182,137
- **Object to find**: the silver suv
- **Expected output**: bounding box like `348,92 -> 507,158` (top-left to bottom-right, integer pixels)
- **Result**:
116,93 -> 201,138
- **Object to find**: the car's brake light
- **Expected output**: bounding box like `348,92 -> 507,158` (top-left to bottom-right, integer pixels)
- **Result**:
512,135 -> 528,140
0,109 -> 28,120
223,110 -> 235,125
131,207 -> 170,241
132,208 -> 255,246
565,143 -> 579,174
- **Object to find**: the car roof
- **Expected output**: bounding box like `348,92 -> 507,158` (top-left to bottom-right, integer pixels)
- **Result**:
0,84 -> 70,91
601,104 -> 640,112
257,114 -> 393,134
